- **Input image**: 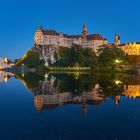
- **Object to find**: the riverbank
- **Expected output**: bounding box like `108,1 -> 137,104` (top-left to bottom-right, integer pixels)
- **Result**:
47,66 -> 137,74
2,65 -> 138,75
48,67 -> 91,72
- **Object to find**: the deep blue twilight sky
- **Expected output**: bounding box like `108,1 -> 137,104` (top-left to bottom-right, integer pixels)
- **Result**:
0,0 -> 140,60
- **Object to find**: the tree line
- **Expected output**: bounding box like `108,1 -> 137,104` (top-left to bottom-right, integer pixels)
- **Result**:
51,44 -> 127,69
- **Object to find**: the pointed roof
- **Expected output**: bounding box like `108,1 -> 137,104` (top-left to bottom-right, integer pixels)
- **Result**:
116,32 -> 120,39
83,22 -> 88,32
38,25 -> 43,30
82,22 -> 88,36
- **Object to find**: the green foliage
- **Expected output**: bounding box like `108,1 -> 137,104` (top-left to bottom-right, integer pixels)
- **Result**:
52,44 -> 127,69
14,58 -> 21,63
46,73 -> 126,96
98,45 -> 127,67
15,73 -> 44,89
16,50 -> 45,68
52,45 -> 97,67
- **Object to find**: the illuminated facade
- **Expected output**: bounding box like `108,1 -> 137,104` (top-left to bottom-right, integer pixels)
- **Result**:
34,23 -> 108,49
119,42 -> 140,55
33,79 -> 106,112
123,85 -> 140,98
0,71 -> 14,82
0,58 -> 12,69
113,32 -> 140,56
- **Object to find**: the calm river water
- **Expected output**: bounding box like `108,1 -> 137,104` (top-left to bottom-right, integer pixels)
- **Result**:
0,71 -> 140,140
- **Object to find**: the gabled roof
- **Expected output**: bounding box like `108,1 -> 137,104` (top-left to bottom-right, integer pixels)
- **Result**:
86,34 -> 104,40
119,42 -> 140,46
43,30 -> 59,36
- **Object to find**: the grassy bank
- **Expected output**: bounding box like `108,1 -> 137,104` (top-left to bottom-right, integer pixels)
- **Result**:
47,66 -> 137,74
48,67 -> 91,71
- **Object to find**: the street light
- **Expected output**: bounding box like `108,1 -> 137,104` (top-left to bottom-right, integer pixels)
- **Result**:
115,59 -> 121,64
115,80 -> 122,85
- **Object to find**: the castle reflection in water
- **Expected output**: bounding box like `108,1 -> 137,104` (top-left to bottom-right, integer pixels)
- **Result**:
2,71 -> 140,113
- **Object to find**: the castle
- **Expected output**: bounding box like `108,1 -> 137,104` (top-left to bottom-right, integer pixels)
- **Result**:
34,22 -> 140,64
34,23 -> 108,52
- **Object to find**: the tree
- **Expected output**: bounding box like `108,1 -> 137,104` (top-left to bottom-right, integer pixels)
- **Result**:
16,50 -> 45,68
98,45 -> 127,68
52,44 -> 97,67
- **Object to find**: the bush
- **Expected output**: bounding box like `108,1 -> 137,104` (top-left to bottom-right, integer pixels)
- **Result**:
16,50 -> 45,68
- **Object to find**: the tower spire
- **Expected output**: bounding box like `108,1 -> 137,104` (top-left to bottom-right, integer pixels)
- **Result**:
115,32 -> 120,46
82,22 -> 88,37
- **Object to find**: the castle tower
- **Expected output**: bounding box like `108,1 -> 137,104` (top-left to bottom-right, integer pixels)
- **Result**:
115,96 -> 120,106
115,32 -> 121,46
34,25 -> 44,45
82,103 -> 88,117
38,25 -> 43,31
34,95 -> 43,112
82,22 -> 88,37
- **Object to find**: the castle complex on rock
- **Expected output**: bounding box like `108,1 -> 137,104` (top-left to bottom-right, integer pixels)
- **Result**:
34,22 -> 140,64
34,23 -> 108,53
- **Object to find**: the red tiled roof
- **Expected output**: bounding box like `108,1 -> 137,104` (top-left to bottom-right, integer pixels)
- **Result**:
67,35 -> 82,39
86,34 -> 104,40
43,30 -> 59,36
41,29 -> 105,41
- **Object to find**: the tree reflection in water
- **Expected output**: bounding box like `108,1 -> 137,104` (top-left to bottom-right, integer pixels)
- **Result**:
15,72 -> 140,113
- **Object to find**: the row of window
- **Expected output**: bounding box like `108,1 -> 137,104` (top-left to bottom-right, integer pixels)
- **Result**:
125,50 -> 140,55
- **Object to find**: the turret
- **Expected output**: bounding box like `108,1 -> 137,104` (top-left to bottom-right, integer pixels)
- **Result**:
82,103 -> 88,117
82,22 -> 88,37
34,25 -> 44,45
115,32 -> 120,46
38,25 -> 43,31
115,96 -> 120,106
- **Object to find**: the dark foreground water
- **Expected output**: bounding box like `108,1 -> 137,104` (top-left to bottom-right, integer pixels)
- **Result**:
0,71 -> 140,140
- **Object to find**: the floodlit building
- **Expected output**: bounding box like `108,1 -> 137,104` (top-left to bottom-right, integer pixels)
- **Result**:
0,58 -> 12,69
123,85 -> 140,98
34,23 -> 108,49
33,78 -> 106,112
119,42 -> 140,55
114,33 -> 140,56
0,71 -> 14,82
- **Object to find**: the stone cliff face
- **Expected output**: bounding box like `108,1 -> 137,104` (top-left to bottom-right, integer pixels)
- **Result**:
31,44 -> 57,65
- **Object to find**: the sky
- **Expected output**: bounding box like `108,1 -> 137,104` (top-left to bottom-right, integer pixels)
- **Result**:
0,0 -> 140,60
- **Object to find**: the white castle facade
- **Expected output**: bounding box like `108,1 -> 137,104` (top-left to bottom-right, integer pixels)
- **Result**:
34,23 -> 108,50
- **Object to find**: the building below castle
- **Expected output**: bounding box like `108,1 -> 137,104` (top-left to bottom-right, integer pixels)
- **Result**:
34,23 -> 108,50
119,42 -> 140,56
0,71 -> 14,82
0,58 -> 14,70
114,33 -> 140,56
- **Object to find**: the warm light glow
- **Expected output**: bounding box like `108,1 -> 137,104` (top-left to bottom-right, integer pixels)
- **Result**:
3,76 -> 8,82
45,74 -> 48,78
115,80 -> 122,85
45,62 -> 48,66
123,85 -> 140,98
115,59 -> 121,64
3,58 -> 8,63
